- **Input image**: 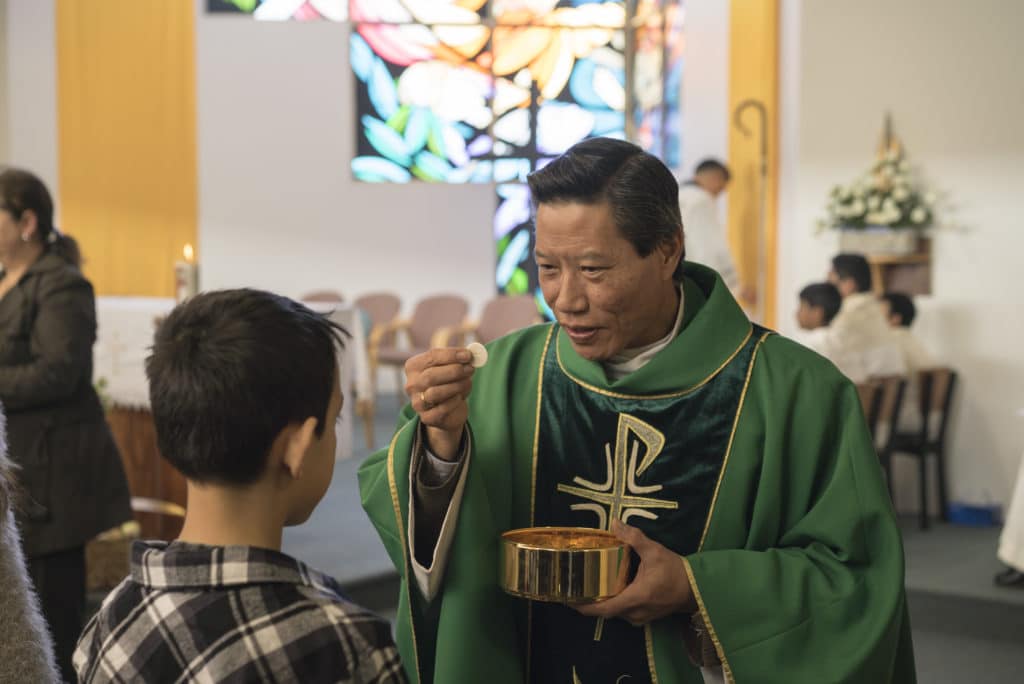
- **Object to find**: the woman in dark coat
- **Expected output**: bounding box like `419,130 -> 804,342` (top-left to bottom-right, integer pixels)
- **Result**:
0,168 -> 131,682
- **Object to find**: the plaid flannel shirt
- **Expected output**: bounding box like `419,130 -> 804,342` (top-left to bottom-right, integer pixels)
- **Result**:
74,541 -> 407,683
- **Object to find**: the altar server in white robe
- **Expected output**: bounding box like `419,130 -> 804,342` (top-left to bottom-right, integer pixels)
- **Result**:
819,254 -> 906,383
678,159 -> 755,305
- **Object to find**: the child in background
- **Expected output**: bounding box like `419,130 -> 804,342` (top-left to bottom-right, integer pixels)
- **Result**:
797,282 -> 842,331
795,282 -> 842,356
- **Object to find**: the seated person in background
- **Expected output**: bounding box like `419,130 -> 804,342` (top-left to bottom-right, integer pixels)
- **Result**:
74,289 -> 406,684
820,253 -> 906,382
881,292 -> 936,432
794,282 -> 841,353
0,412 -> 60,684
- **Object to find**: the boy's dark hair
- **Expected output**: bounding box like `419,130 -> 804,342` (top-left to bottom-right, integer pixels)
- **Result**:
527,137 -> 685,280
146,289 -> 349,485
694,158 -> 731,181
799,283 -> 842,325
831,253 -> 873,293
881,292 -> 916,327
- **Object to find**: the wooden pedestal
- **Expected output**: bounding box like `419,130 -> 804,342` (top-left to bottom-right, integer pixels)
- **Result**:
106,407 -> 187,540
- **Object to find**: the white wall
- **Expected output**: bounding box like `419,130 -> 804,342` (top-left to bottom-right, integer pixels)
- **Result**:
2,0 -> 58,204
680,0 -> 730,175
778,0 -> 1024,509
195,12 -> 498,317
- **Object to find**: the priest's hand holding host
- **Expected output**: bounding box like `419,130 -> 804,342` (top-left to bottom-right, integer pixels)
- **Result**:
405,347 -> 475,461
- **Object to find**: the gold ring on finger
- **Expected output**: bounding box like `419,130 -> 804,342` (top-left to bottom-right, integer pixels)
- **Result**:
420,391 -> 433,410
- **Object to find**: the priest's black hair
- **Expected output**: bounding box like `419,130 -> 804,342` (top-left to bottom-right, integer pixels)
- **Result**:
694,158 -> 731,181
799,283 -> 842,325
146,289 -> 349,486
881,292 -> 916,327
831,253 -> 873,293
527,137 -> 684,280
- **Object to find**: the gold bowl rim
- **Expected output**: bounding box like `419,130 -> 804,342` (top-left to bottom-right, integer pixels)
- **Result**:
500,526 -> 625,551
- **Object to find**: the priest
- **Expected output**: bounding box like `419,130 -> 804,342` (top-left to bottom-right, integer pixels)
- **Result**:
359,138 -> 916,683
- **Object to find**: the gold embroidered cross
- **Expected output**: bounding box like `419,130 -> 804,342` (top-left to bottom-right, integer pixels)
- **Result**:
557,413 -> 678,529
557,414 -> 678,643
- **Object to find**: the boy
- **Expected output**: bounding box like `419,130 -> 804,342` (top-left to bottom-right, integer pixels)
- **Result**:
794,282 -> 841,358
796,282 -> 842,331
74,289 -> 406,683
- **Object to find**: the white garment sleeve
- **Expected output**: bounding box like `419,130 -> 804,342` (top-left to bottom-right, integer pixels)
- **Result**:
407,437 -> 472,602
701,666 -> 726,684
794,328 -> 830,357
998,451 -> 1024,572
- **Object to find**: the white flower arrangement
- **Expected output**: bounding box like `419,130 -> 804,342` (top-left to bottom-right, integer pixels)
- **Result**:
821,143 -> 934,230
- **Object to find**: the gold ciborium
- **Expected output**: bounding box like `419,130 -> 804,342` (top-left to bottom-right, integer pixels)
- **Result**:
500,527 -> 629,604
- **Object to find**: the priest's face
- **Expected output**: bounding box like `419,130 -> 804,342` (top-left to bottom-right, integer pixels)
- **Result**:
534,200 -> 682,361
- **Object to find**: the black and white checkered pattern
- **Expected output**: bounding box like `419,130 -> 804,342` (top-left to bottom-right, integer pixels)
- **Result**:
74,541 -> 406,683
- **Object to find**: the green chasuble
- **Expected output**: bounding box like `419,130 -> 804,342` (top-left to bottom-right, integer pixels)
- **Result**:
359,263 -> 916,684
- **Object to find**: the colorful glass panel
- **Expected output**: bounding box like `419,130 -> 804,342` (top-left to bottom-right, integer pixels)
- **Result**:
206,0 -> 347,21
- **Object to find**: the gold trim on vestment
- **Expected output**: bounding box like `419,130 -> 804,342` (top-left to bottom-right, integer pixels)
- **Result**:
527,324 -> 556,682
684,330 -> 770,683
698,331 -> 770,550
644,624 -> 660,684
387,420 -> 422,683
555,325 -> 755,400
531,325 -> 557,526
682,557 -> 734,683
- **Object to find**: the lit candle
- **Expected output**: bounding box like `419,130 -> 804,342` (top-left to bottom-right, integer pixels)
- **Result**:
174,243 -> 199,303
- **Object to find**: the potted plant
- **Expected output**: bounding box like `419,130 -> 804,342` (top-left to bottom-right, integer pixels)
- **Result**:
820,118 -> 936,255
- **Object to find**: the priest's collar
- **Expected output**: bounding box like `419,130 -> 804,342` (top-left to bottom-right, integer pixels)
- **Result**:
555,262 -> 753,395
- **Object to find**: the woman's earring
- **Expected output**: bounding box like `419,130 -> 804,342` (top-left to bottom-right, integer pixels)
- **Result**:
21,234 -> 29,242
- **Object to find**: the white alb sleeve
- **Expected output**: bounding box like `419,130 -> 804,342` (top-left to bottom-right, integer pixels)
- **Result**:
408,440 -> 472,602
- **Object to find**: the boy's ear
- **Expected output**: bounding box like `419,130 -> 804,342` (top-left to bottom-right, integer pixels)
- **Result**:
281,417 -> 319,479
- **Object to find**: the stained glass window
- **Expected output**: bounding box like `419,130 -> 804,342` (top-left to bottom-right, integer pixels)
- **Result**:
351,1 -> 634,184
351,1 -> 683,310
207,0 -> 347,21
